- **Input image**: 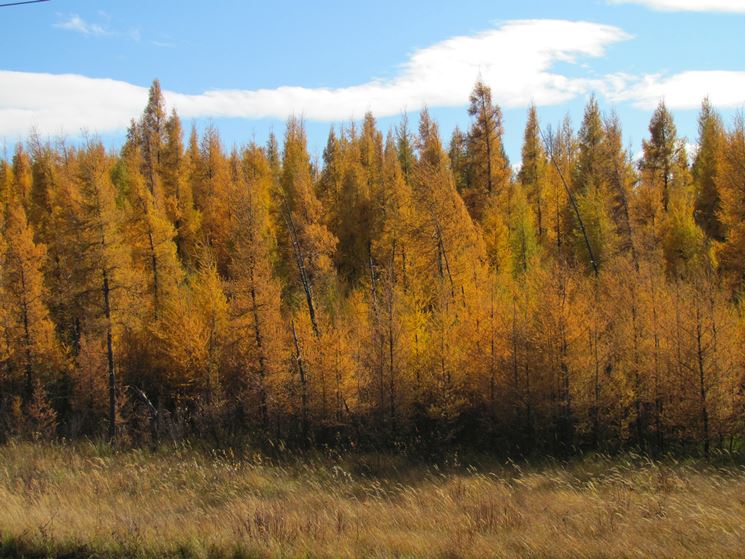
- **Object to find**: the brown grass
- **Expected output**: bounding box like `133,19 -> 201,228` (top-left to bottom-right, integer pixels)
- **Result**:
1,443 -> 744,558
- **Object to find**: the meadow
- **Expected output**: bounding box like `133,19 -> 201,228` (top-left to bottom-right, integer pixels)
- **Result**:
1,443 -> 744,558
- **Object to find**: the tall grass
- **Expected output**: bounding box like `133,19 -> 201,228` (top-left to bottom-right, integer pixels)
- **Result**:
1,442 -> 744,558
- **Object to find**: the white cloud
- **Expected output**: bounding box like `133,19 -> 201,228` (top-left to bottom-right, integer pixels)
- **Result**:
0,19 -> 629,138
0,72 -> 148,139
608,0 -> 745,12
609,71 -> 745,109
54,14 -> 140,41
54,14 -> 108,36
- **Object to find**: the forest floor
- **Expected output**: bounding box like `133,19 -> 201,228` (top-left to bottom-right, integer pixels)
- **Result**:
1,442 -> 744,559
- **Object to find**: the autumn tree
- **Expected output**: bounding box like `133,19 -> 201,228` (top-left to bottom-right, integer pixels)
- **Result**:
161,110 -> 201,266
462,80 -> 510,221
693,98 -> 725,241
716,115 -> 745,292
278,116 -> 337,333
0,195 -> 62,403
118,134 -> 183,319
518,104 -> 548,243
226,144 -> 286,429
74,141 -> 135,441
139,79 -> 167,203
569,96 -> 617,272
641,101 -> 679,214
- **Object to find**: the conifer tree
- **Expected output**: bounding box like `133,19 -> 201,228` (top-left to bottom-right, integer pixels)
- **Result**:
518,105 -> 548,243
0,196 -> 62,402
118,138 -> 182,319
641,101 -> 680,214
194,126 -> 234,275
2,82 -> 745,453
716,115 -> 745,292
11,145 -> 32,210
161,110 -> 201,266
463,80 -> 510,221
151,256 -> 228,405
75,141 -> 135,441
279,116 -> 337,334
448,126 -> 469,195
227,144 -> 285,428
570,97 -> 617,271
693,98 -> 725,241
396,113 -> 416,185
140,79 -> 167,203
27,134 -> 58,245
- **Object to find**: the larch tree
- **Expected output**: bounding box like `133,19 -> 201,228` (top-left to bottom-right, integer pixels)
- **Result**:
27,134 -> 58,246
161,110 -> 201,267
227,144 -> 286,430
603,114 -> 638,263
193,126 -> 234,275
75,141 -> 135,441
118,136 -> 183,320
693,98 -> 725,242
0,195 -> 62,403
638,105 -> 702,276
11,145 -> 33,211
716,115 -> 745,293
518,104 -> 548,244
139,79 -> 167,204
449,126 -> 470,195
463,80 -> 510,222
641,101 -> 678,214
570,96 -> 617,272
2,81 -> 745,453
396,113 -> 416,185
365,134 -> 416,430
279,116 -> 337,334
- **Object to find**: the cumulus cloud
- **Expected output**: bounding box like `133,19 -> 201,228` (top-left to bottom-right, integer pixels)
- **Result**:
608,0 -> 745,12
1,19 -> 629,137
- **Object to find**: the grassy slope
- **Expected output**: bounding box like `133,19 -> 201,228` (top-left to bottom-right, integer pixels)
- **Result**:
1,443 -> 744,558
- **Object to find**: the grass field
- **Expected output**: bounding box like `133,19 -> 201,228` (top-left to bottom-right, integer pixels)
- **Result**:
1,443 -> 744,558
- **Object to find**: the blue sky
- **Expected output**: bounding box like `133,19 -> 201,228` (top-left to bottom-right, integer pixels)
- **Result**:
1,0 -> 744,164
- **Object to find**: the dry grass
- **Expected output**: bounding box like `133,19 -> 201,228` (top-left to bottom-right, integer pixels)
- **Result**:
1,443 -> 744,558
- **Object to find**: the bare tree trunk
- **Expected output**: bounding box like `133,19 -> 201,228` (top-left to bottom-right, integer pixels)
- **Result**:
291,319 -> 309,441
283,205 -> 319,337
695,305 -> 710,459
103,268 -> 116,443
19,268 -> 33,403
249,265 -> 268,430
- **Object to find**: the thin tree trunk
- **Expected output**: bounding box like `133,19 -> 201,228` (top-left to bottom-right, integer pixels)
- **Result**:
249,265 -> 268,430
102,268 -> 116,443
291,319 -> 309,441
695,305 -> 710,459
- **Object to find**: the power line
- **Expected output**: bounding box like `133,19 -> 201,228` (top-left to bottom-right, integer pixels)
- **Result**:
0,0 -> 50,7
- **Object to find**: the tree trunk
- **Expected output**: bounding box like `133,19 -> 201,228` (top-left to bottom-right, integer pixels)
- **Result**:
102,268 -> 116,443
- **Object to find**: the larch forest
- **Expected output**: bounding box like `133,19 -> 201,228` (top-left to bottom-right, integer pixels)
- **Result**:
2,79 -> 745,458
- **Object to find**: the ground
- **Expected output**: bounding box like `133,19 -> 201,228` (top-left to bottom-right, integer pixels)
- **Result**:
1,443 -> 744,558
